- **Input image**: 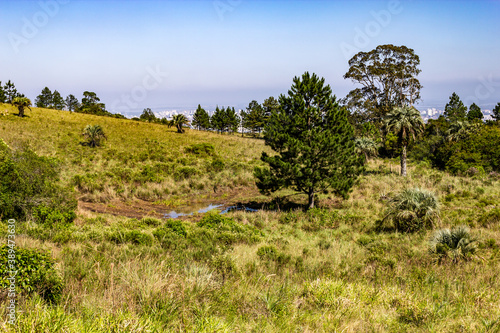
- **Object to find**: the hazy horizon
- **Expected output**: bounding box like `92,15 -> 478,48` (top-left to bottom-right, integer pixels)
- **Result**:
1,0 -> 499,115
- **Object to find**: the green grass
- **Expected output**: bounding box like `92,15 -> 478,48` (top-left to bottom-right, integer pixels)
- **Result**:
1,104 -> 500,332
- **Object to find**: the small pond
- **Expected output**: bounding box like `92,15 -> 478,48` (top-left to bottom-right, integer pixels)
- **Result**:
164,204 -> 259,219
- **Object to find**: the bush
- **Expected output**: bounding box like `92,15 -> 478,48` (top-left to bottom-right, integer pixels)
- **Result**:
0,245 -> 63,304
0,141 -> 77,223
478,208 -> 500,227
383,188 -> 439,233
429,225 -> 477,263
185,143 -> 215,156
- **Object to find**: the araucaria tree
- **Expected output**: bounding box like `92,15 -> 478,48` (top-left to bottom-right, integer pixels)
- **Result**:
384,106 -> 424,177
255,72 -> 364,209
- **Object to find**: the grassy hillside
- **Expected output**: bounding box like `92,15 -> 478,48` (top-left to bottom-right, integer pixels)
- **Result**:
1,104 -> 500,332
0,103 -> 269,206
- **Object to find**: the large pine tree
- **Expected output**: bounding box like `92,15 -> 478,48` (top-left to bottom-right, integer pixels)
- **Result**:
255,72 -> 364,209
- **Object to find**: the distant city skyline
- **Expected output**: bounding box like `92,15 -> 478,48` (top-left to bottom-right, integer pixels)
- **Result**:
1,0 -> 499,116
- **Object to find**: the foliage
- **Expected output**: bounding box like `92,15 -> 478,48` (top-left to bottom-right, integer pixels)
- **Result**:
354,137 -> 379,162
383,188 -> 440,232
12,96 -> 32,117
467,103 -> 483,121
192,104 -> 211,130
255,72 -> 364,208
444,92 -> 467,122
493,102 -> 500,121
429,225 -> 477,263
168,114 -> 190,133
35,87 -> 53,108
185,143 -> 215,157
82,125 -> 107,147
139,108 -> 158,123
65,94 -> 79,112
342,44 -> 422,123
0,140 -> 76,222
384,106 -> 424,176
241,100 -> 267,135
0,245 -> 64,303
3,80 -> 22,103
436,125 -> 500,174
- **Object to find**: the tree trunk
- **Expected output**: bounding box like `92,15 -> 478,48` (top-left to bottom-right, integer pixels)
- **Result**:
400,145 -> 407,177
18,106 -> 24,117
308,189 -> 315,210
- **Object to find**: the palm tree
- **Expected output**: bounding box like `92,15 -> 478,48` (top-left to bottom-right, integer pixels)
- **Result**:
446,120 -> 481,142
168,114 -> 190,133
82,125 -> 107,147
12,97 -> 32,117
384,106 -> 424,176
354,137 -> 379,162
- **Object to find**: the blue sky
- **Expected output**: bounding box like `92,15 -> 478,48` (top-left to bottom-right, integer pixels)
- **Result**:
1,0 -> 499,116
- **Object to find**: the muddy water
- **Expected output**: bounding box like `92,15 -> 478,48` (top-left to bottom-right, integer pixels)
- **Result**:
164,204 -> 258,219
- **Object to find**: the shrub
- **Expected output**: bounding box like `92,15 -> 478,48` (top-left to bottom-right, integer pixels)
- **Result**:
478,208 -> 500,227
383,188 -> 440,232
0,245 -> 63,304
429,225 -> 477,263
185,143 -> 215,156
0,141 -> 77,222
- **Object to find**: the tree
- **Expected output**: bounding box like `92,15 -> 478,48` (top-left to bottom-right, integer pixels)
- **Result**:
467,103 -> 483,122
65,94 -> 79,112
192,104 -> 211,130
3,80 -> 20,103
354,137 -> 379,162
343,44 -> 422,123
241,100 -> 266,136
168,114 -> 190,133
12,97 -> 32,117
443,92 -> 467,122
77,91 -> 107,115
493,102 -> 500,121
384,106 -> 424,177
211,106 -> 226,133
52,90 -> 65,110
139,108 -> 157,122
225,107 -> 240,134
82,125 -> 107,147
0,82 -> 7,103
35,87 -> 53,108
254,72 -> 364,209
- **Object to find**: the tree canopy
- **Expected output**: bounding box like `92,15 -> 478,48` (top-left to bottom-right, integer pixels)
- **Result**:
343,44 -> 422,123
192,104 -> 211,130
255,72 -> 364,209
444,92 -> 467,122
